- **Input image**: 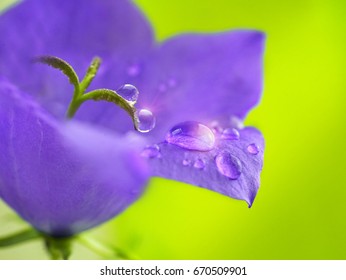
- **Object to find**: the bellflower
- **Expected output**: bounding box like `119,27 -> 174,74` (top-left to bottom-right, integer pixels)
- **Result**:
0,0 -> 265,251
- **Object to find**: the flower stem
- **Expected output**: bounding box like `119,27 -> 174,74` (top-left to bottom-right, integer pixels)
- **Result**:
77,235 -> 135,260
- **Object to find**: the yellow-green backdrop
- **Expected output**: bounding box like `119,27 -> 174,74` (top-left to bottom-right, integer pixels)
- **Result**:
0,0 -> 345,259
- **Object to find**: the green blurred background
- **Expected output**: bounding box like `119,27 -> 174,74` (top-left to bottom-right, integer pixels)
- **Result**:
0,0 -> 345,259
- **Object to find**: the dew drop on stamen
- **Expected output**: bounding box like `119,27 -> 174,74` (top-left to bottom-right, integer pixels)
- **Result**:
117,84 -> 139,103
193,159 -> 205,170
215,152 -> 242,180
221,128 -> 240,140
141,144 -> 161,158
136,109 -> 155,133
247,143 -> 259,155
166,121 -> 215,152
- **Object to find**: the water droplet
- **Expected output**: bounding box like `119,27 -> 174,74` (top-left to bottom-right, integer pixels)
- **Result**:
193,159 -> 205,169
215,152 -> 242,180
221,128 -> 240,140
117,84 -> 139,103
210,120 -> 223,134
165,121 -> 215,151
136,109 -> 156,133
182,159 -> 192,166
141,144 -> 161,158
229,116 -> 244,129
247,143 -> 259,155
127,64 -> 140,77
168,78 -> 177,88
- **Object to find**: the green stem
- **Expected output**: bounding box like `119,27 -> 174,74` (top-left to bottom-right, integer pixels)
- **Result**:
0,228 -> 41,247
44,236 -> 73,260
77,235 -> 135,260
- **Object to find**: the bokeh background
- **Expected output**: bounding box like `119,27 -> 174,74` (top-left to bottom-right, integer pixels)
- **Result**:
0,0 -> 345,259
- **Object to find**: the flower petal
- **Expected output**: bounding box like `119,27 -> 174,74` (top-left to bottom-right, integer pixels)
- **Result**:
77,31 -> 266,138
0,0 -> 154,117
147,126 -> 264,206
137,31 -> 265,140
0,77 -> 149,236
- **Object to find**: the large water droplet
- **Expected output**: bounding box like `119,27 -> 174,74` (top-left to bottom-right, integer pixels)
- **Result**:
193,159 -> 205,169
127,64 -> 140,77
136,109 -> 156,133
141,144 -> 161,158
221,128 -> 240,140
165,121 -> 215,151
247,143 -> 259,155
215,152 -> 242,180
117,84 -> 139,103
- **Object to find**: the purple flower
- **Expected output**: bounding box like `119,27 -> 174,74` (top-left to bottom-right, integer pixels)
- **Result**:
0,0 -> 265,237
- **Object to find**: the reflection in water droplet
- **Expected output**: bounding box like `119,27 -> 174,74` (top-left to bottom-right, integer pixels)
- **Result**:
194,159 -> 205,169
247,143 -> 259,155
215,152 -> 242,180
117,84 -> 139,103
127,64 -> 140,77
230,116 -> 244,129
182,159 -> 191,166
165,121 -> 215,151
221,128 -> 240,140
141,144 -> 160,158
136,109 -> 156,133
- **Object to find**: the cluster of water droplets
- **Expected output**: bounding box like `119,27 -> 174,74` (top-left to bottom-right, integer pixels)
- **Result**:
116,84 -> 156,133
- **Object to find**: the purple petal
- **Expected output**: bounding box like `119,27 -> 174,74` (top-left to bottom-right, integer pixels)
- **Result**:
137,31 -> 265,140
0,77 -> 149,236
0,0 -> 154,118
147,126 -> 264,206
77,31 -> 266,138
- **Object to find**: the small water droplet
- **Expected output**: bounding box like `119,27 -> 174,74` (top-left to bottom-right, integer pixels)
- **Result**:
127,64 -> 140,77
215,152 -> 242,180
168,78 -> 177,88
141,144 -> 161,158
247,143 -> 259,155
165,121 -> 215,151
117,84 -> 139,103
182,159 -> 192,166
193,159 -> 205,169
230,116 -> 244,129
136,109 -> 156,133
210,120 -> 223,134
221,128 -> 240,140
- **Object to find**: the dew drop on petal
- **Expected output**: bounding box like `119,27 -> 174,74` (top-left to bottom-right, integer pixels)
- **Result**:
117,84 -> 139,103
210,120 -> 223,134
141,144 -> 161,158
215,152 -> 242,180
127,64 -> 140,77
182,159 -> 192,166
221,128 -> 240,140
136,109 -> 156,133
247,143 -> 259,155
193,159 -> 205,169
165,121 -> 215,151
